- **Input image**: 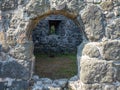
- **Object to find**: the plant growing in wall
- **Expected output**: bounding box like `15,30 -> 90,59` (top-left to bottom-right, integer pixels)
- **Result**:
50,25 -> 55,34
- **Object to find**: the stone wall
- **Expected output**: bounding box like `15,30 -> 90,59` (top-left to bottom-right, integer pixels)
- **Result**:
0,0 -> 120,90
32,15 -> 82,55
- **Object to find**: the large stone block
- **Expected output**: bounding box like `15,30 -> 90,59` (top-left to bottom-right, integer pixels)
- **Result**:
82,43 -> 100,58
102,40 -> 120,60
106,18 -> 120,40
0,61 -> 31,80
80,57 -> 115,84
81,5 -> 105,41
9,81 -> 29,90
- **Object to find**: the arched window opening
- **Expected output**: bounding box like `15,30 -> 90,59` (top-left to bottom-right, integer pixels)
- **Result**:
32,14 -> 83,79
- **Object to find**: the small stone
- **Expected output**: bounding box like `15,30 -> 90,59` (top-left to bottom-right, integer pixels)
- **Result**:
106,12 -> 114,18
32,75 -> 39,81
48,86 -> 61,90
53,79 -> 68,88
36,81 -> 42,86
85,0 -> 94,3
69,75 -> 79,81
94,0 -> 101,4
68,80 -> 81,90
32,85 -> 43,90
114,8 -> 120,17
100,1 -> 113,11
39,78 -> 52,84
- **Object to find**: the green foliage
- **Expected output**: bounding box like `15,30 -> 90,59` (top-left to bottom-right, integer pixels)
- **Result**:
50,25 -> 55,34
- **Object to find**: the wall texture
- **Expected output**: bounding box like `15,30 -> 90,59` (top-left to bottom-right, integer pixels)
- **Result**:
0,0 -> 120,90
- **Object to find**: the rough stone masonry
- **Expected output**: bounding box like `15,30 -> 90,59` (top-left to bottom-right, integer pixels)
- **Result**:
0,0 -> 120,90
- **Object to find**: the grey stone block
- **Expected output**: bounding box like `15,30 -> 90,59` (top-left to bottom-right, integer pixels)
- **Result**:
82,43 -> 100,58
9,81 -> 29,90
81,5 -> 105,41
80,57 -> 115,84
0,82 -> 5,90
0,61 -> 30,80
102,40 -> 120,60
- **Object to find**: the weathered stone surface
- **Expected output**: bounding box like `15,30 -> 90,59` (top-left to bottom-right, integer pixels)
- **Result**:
0,52 -> 9,61
39,78 -> 52,84
106,19 -> 120,39
1,0 -> 18,11
82,43 -> 100,58
9,81 -> 29,90
0,82 -> 5,90
6,29 -> 17,46
102,84 -> 117,90
66,0 -> 84,13
113,62 -> 120,81
81,83 -> 118,90
0,61 -> 30,80
32,78 -> 68,90
27,0 -> 50,17
68,80 -> 81,90
85,0 -> 94,3
114,7 -> 120,17
53,79 -> 68,88
0,32 -> 5,44
50,0 -> 66,10
9,42 -> 33,60
0,0 -> 120,90
100,1 -> 113,11
68,76 -> 80,90
32,75 -> 39,81
81,5 -> 105,41
102,40 -> 120,60
81,83 -> 101,90
93,0 -> 101,4
80,57 -> 115,84
106,12 -> 114,18
117,86 -> 120,90
48,86 -> 61,90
